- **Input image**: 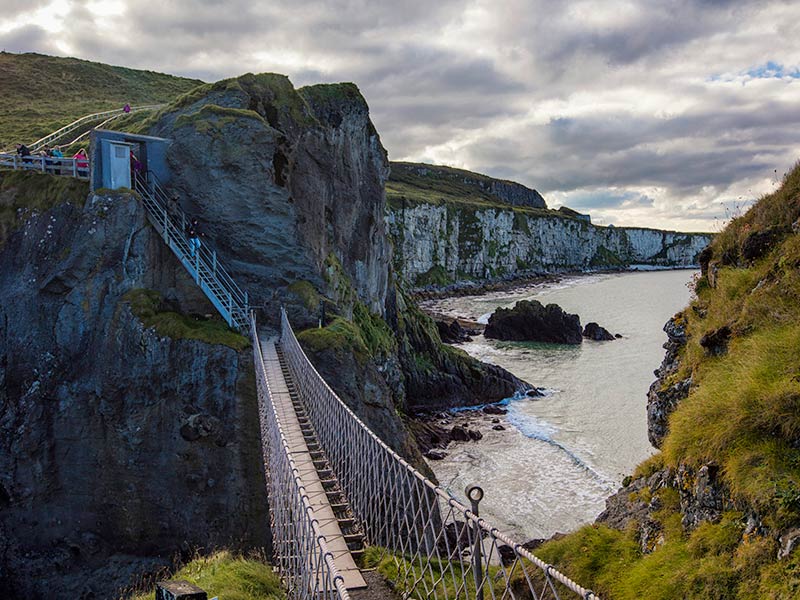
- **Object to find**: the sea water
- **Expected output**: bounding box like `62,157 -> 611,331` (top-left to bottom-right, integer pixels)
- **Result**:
423,269 -> 695,540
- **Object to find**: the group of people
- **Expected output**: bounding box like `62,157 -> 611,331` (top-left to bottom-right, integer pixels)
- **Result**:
14,143 -> 89,173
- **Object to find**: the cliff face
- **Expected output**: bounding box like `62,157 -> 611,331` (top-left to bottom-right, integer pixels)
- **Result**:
388,203 -> 712,286
0,174 -> 267,598
136,75 -> 526,424
144,75 -> 390,321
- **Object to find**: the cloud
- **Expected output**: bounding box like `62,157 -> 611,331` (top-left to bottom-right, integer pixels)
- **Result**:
0,24 -> 55,53
1,0 -> 799,229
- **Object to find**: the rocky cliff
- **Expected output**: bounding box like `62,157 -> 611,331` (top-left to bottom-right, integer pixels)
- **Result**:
0,172 -> 267,598
134,74 -> 526,416
388,201 -> 712,286
0,72 -> 530,597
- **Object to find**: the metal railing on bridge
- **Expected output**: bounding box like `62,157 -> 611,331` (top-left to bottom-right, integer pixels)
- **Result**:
0,153 -> 90,180
133,171 -> 249,330
262,307 -> 600,600
251,315 -> 350,599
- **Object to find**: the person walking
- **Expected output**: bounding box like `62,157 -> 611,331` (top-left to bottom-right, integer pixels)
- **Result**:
51,146 -> 64,175
186,218 -> 202,257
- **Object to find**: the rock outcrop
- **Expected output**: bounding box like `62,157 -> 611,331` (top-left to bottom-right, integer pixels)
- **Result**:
484,300 -> 583,344
390,161 -> 547,209
0,176 -> 267,598
147,75 -> 390,322
583,322 -> 615,341
646,315 -> 691,448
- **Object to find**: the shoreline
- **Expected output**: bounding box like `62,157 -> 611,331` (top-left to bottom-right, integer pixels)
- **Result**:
410,264 -> 700,302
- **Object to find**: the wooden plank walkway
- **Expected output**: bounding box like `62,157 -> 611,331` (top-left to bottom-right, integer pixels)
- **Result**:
259,335 -> 367,591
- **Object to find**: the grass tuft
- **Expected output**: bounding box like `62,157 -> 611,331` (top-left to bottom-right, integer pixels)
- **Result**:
124,288 -> 249,351
129,551 -> 283,600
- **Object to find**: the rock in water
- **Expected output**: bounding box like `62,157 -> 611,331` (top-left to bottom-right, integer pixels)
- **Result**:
484,300 -> 582,344
583,322 -> 615,341
435,319 -> 472,343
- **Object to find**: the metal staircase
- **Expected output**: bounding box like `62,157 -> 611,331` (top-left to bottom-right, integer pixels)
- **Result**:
133,171 -> 249,330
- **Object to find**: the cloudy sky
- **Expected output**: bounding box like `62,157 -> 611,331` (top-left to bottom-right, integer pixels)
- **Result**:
3,0 -> 799,230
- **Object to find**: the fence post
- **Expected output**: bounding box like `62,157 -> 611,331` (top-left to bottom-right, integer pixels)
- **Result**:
40,156 -> 45,173
13,155 -> 17,170
72,160 -> 77,177
228,292 -> 233,325
466,485 -> 485,600
212,250 -> 217,275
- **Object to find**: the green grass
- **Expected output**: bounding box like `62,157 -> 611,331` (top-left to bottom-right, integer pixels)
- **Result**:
124,288 -> 249,351
0,169 -> 89,246
362,546 -> 508,599
532,162 -> 800,598
129,551 -> 283,600
296,300 -> 396,363
0,51 -> 201,149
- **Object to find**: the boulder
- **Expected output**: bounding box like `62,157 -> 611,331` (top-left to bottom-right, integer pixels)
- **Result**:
424,449 -> 447,461
492,424 -> 505,431
435,319 -> 473,344
450,425 -> 471,442
583,322 -> 615,341
484,300 -> 583,344
482,404 -> 507,415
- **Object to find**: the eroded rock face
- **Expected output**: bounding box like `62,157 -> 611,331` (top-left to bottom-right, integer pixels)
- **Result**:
146,76 -> 390,322
484,300 -> 582,344
0,190 -> 267,598
647,315 -> 691,448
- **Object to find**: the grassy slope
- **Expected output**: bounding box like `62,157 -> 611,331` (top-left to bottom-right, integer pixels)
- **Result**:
0,51 -> 202,149
129,551 -> 284,600
387,161 -> 556,216
532,164 -> 800,599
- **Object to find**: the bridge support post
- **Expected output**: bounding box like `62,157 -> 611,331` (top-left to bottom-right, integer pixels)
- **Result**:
466,485 -> 485,600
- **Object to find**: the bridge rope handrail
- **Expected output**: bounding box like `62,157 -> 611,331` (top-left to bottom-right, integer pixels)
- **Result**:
250,314 -> 351,600
278,307 -> 601,600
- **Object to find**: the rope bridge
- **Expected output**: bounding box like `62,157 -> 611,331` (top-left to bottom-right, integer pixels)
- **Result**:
252,307 -> 601,600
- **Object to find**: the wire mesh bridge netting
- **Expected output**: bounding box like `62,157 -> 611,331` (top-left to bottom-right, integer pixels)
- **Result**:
252,315 -> 351,599
251,307 -> 601,600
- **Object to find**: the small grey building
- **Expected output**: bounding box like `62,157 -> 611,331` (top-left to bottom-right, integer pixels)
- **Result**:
89,129 -> 170,192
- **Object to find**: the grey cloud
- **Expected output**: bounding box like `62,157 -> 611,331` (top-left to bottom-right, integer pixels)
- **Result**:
3,0 -> 799,229
0,24 -> 57,54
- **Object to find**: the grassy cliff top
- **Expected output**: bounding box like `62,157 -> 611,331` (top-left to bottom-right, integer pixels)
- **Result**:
0,51 -> 202,148
387,161 -> 555,216
533,162 -> 800,598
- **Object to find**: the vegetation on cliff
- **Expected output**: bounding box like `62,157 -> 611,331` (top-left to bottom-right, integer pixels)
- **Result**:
387,161 -> 551,214
124,288 -> 249,351
534,163 -> 800,598
0,170 -> 88,247
130,551 -> 283,600
0,52 -> 201,149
